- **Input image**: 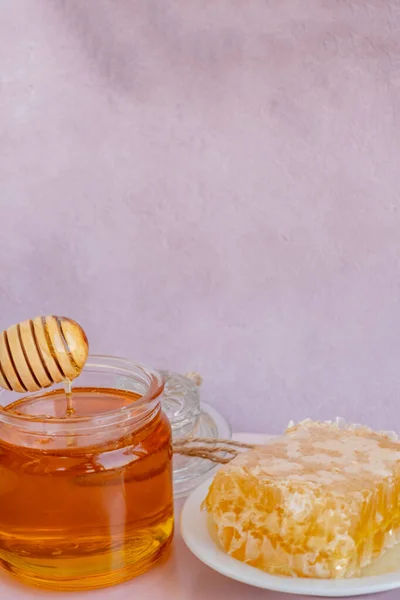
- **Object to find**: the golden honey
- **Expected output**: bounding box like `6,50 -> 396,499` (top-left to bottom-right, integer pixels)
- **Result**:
205,419 -> 400,578
0,359 -> 173,590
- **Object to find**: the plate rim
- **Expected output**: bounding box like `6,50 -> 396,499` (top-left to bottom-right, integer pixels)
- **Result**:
180,477 -> 400,598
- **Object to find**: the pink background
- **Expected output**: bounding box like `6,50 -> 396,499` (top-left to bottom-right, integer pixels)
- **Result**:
2,1 -> 400,434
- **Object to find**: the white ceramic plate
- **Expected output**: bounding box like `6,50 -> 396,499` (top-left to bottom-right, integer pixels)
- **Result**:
181,477 -> 400,598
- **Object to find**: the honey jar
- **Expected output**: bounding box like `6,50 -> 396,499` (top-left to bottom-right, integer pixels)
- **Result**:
0,356 -> 173,590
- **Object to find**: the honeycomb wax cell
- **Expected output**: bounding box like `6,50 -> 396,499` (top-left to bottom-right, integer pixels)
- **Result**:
204,419 -> 400,579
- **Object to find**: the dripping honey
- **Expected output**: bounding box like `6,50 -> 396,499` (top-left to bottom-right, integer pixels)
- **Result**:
0,386 -> 173,590
64,378 -> 74,416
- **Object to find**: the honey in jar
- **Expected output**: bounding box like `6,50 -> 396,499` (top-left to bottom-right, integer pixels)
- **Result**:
0,356 -> 173,590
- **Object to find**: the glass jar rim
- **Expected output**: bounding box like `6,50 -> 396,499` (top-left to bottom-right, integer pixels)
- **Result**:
0,354 -> 164,428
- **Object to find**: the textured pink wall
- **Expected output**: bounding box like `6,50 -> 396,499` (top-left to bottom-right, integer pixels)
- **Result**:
1,1 -> 400,433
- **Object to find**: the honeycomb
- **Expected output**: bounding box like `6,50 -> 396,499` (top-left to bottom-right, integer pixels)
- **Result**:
204,419 -> 400,578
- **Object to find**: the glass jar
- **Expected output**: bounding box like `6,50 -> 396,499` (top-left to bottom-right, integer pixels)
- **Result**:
0,356 -> 173,591
161,370 -> 231,497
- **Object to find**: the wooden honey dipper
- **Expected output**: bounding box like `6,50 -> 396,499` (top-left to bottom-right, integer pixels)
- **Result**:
0,316 -> 89,393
